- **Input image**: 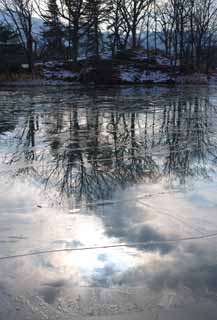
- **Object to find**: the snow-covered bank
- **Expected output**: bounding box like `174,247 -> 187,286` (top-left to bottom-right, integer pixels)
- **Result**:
119,67 -> 172,84
0,50 -> 215,86
0,74 -> 212,87
42,61 -> 79,81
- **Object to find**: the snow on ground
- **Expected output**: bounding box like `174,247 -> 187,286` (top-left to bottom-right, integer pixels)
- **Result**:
130,51 -> 175,67
155,56 -> 181,67
44,61 -> 64,68
176,74 -> 208,84
132,50 -> 148,61
141,70 -> 170,83
120,68 -> 140,82
120,66 -> 171,83
101,52 -> 112,60
42,60 -> 79,81
44,69 -> 79,81
155,56 -> 171,66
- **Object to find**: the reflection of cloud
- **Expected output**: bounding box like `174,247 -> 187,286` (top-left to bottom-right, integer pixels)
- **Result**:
130,225 -> 173,254
90,263 -> 120,288
105,238 -> 217,300
97,201 -> 174,255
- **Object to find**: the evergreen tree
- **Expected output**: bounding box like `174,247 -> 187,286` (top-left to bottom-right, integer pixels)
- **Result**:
84,0 -> 112,58
42,0 -> 64,59
0,23 -> 22,73
59,0 -> 85,63
0,23 -> 18,43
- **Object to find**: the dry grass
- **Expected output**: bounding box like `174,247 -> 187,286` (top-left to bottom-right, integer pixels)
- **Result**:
0,70 -> 43,82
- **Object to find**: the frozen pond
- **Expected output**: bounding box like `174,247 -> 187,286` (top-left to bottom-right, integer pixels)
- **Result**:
0,85 -> 217,319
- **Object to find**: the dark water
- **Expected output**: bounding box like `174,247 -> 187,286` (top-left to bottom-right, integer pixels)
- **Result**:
0,85 -> 217,319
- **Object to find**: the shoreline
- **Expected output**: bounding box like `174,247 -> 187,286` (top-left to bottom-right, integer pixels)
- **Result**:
0,78 -> 215,88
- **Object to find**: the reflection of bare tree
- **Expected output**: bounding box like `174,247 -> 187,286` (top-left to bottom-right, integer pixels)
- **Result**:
107,112 -> 159,187
7,111 -> 41,178
3,88 -> 217,204
0,111 -> 17,134
158,94 -> 217,186
39,101 -> 160,204
10,112 -> 39,161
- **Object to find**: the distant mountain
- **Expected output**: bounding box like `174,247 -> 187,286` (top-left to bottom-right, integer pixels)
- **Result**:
0,13 -> 43,38
32,16 -> 44,37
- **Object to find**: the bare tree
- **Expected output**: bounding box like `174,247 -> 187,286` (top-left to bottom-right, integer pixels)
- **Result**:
58,0 -> 84,62
107,0 -> 124,57
120,0 -> 153,49
191,0 -> 217,69
157,1 -> 176,63
38,0 -> 64,60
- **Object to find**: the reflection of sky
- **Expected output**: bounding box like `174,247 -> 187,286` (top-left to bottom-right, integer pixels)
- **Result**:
1,86 -> 217,318
1,165 -> 217,292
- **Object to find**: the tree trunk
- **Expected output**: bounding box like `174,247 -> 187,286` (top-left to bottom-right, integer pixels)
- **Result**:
26,36 -> 33,74
132,24 -> 137,48
72,28 -> 79,63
